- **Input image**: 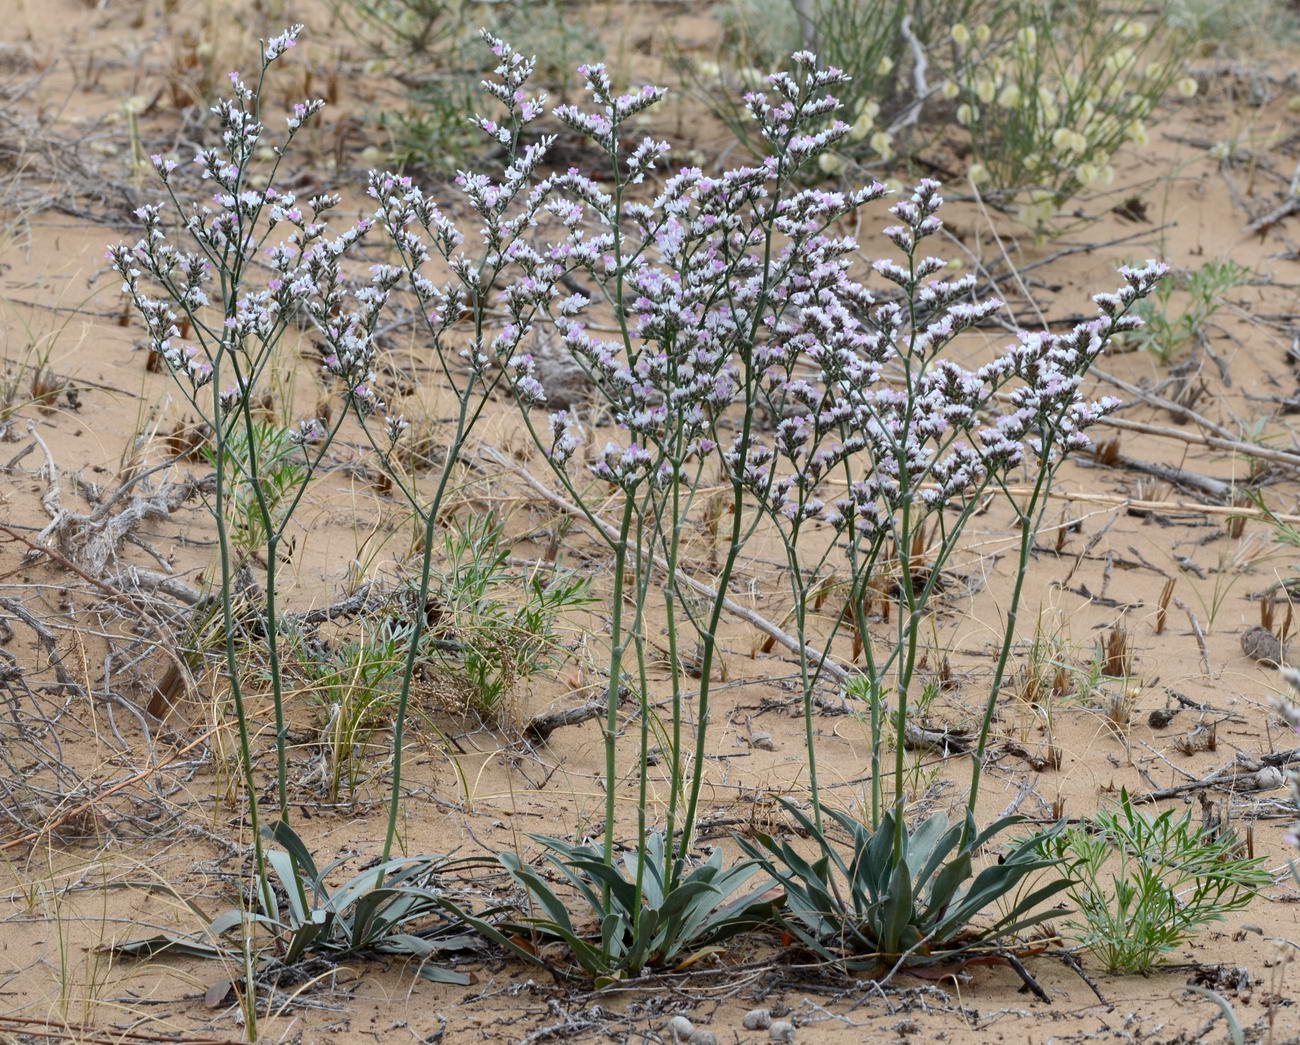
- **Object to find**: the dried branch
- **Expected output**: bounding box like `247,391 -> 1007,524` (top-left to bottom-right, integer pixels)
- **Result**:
1097,414 -> 1300,472
888,15 -> 930,136
522,698 -> 606,745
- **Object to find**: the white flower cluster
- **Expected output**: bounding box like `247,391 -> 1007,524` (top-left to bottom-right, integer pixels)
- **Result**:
357,41 -> 1164,518
111,26 -> 392,432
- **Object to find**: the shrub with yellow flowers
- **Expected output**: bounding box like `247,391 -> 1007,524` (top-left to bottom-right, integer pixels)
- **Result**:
689,0 -> 1191,209
947,0 -> 1189,224
688,0 -> 1024,172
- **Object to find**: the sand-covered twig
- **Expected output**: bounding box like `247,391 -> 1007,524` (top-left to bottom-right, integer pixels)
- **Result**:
24,425 -> 212,576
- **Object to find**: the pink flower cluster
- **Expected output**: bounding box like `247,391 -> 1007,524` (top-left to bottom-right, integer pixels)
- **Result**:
741,177 -> 1163,541
110,28 -> 394,425
358,40 -> 1162,523
116,26 -> 1167,568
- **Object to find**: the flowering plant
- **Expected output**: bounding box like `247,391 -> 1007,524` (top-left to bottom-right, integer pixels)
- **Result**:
113,21 -> 1174,987
107,26 -> 508,1026
363,37 -> 1168,975
109,25 -> 392,842
728,172 -> 1163,836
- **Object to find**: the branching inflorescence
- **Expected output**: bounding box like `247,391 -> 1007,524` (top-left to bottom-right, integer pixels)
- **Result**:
383,38 -> 1163,974
113,25 -> 1169,986
109,25 -> 395,868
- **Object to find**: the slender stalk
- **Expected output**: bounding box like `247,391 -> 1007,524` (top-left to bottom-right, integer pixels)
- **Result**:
380,393 -> 476,864
232,390 -> 290,818
674,465 -> 748,870
209,357 -> 268,1045
601,501 -> 637,865
631,512 -> 653,915
660,478 -> 686,869
781,531 -> 826,832
966,441 -> 1055,820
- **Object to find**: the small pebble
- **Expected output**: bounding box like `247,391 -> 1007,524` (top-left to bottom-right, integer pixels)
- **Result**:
750,731 -> 776,751
769,1020 -> 796,1043
743,1009 -> 772,1030
1147,708 -> 1178,730
1241,625 -> 1286,668
688,1031 -> 718,1045
1251,765 -> 1284,791
665,1015 -> 695,1042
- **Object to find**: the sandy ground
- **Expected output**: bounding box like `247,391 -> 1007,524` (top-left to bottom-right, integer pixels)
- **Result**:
3,0 -> 1300,1042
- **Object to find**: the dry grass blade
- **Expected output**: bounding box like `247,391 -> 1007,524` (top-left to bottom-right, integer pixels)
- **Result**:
0,1015 -> 241,1044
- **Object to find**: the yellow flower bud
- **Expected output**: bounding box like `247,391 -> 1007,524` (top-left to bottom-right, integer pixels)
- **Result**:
975,78 -> 995,104
850,100 -> 881,140
969,162 -> 990,185
849,111 -> 873,141
975,24 -> 991,44
1177,76 -> 1199,98
956,103 -> 978,126
941,80 -> 960,100
877,55 -> 894,75
818,152 -> 846,175
1020,201 -> 1049,228
870,130 -> 894,160
997,83 -> 1021,108
952,23 -> 971,48
1128,122 -> 1149,146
